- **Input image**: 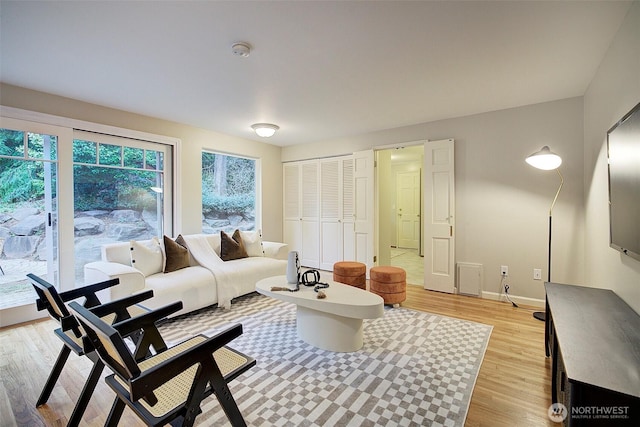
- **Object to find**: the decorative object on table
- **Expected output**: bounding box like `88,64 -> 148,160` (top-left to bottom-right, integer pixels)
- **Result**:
271,269 -> 330,294
525,145 -> 563,323
286,250 -> 300,285
369,265 -> 407,306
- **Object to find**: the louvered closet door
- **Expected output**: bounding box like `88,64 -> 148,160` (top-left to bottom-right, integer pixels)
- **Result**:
341,157 -> 355,260
301,161 -> 319,267
283,163 -> 302,254
319,159 -> 341,270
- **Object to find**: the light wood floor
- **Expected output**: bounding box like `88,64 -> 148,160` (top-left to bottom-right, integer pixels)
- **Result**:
0,286 -> 554,426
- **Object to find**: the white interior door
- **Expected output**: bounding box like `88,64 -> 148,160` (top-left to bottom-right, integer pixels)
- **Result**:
397,170 -> 420,249
424,139 -> 455,293
353,150 -> 375,270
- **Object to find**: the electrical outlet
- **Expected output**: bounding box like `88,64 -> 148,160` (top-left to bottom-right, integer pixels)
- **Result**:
533,268 -> 542,280
500,265 -> 508,276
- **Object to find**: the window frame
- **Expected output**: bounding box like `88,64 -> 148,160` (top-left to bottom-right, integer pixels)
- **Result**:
1,106 -> 181,289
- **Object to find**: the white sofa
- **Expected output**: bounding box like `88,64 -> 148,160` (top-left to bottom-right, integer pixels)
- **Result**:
84,233 -> 288,317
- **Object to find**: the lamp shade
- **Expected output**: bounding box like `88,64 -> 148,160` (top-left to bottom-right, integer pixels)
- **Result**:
525,146 -> 562,170
251,123 -> 279,138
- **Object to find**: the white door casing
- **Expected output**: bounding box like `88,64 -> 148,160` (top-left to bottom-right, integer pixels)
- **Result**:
424,139 -> 455,293
353,150 -> 375,270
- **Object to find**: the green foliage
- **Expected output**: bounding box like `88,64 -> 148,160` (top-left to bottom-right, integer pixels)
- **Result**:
1,132 -> 162,214
1,130 -> 59,205
202,193 -> 254,216
202,152 -> 255,218
202,152 -> 255,195
73,165 -> 160,211
0,161 -> 44,203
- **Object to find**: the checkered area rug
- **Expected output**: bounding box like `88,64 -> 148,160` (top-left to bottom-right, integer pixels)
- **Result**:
158,293 -> 492,427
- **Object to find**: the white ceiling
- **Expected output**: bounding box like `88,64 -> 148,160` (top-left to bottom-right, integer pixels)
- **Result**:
0,1 -> 632,146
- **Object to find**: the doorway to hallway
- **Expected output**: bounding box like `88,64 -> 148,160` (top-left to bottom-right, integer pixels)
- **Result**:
376,145 -> 424,285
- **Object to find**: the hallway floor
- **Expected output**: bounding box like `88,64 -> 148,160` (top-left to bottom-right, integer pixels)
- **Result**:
390,247 -> 423,286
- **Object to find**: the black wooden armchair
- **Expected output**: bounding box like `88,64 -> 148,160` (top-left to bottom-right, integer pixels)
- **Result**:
27,273 -> 156,426
69,300 -> 256,427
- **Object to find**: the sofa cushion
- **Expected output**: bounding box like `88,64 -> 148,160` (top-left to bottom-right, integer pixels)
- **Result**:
129,237 -> 163,277
220,230 -> 248,261
163,235 -> 190,273
143,266 -> 217,316
240,230 -> 264,257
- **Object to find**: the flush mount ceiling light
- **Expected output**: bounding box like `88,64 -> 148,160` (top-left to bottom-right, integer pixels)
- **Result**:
231,42 -> 251,58
251,123 -> 279,138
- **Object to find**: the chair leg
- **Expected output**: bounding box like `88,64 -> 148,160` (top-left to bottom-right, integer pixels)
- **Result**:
208,369 -> 247,427
36,345 -> 72,407
105,398 -> 126,427
67,358 -> 104,427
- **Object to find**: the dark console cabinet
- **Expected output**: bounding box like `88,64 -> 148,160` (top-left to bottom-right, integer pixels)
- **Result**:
545,283 -> 640,426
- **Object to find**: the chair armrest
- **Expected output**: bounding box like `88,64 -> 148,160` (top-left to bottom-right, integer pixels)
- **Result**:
88,290 -> 154,323
263,241 -> 288,260
129,324 -> 244,402
110,301 -> 184,359
59,278 -> 120,308
84,261 -> 146,301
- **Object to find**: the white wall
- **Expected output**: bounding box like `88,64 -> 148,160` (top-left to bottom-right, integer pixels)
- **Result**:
583,1 -> 640,313
283,97 -> 586,304
0,84 -> 284,242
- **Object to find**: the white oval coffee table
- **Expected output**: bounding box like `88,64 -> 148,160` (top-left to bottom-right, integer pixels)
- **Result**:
256,274 -> 384,352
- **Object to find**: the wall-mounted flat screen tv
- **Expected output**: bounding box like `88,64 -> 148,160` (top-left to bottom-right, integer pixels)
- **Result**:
607,101 -> 640,262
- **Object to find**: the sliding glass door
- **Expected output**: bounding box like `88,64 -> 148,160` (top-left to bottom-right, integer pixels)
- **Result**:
0,117 -> 175,326
0,120 -> 63,321
71,131 -> 173,283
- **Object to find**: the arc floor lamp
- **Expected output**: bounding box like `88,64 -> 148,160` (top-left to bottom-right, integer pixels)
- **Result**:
525,146 -> 563,322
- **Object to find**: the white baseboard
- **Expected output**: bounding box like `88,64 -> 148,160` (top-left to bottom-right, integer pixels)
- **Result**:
481,291 -> 545,308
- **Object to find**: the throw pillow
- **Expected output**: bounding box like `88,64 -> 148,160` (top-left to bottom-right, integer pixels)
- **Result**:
240,229 -> 264,257
130,237 -> 163,277
175,234 -> 197,266
220,230 -> 248,261
163,235 -> 190,273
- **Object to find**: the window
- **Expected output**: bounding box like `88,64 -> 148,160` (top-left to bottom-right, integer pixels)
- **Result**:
202,151 -> 257,234
72,131 -> 173,281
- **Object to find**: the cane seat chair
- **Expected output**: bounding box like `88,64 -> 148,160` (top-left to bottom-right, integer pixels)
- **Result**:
69,301 -> 256,427
28,273 -> 154,426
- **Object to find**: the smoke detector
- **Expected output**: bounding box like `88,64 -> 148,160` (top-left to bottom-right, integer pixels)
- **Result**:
231,42 -> 251,58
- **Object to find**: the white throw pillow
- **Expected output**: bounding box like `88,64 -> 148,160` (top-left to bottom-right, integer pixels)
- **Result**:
130,237 -> 163,277
240,230 -> 264,257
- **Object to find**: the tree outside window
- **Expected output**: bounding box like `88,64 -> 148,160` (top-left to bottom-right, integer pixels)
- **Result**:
202,152 -> 256,234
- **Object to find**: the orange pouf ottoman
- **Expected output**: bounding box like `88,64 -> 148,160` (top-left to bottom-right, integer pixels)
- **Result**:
333,261 -> 366,289
370,266 -> 406,307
